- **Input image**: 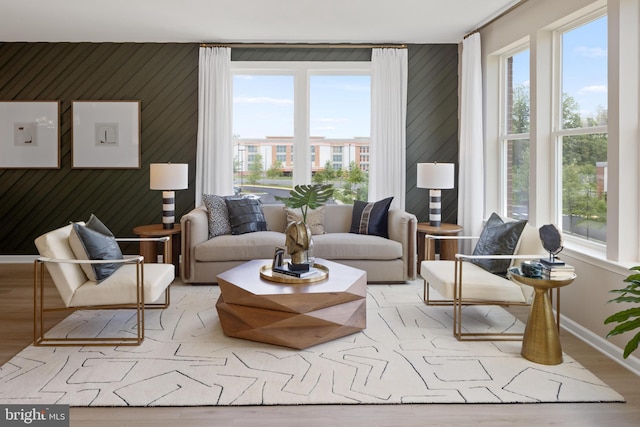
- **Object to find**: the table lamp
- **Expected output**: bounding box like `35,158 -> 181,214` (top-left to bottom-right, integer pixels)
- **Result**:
417,162 -> 455,227
150,163 -> 188,229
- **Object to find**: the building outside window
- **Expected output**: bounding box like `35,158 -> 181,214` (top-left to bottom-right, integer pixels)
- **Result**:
232,62 -> 370,204
276,145 -> 287,163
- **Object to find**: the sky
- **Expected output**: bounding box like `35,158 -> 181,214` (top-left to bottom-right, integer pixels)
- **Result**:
511,15 -> 607,120
233,74 -> 371,140
233,15 -> 607,140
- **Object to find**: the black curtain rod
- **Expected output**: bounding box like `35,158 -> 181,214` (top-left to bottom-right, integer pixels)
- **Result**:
200,42 -> 407,49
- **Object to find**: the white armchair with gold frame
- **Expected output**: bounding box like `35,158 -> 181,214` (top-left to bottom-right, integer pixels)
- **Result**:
421,221 -> 557,341
34,223 -> 174,346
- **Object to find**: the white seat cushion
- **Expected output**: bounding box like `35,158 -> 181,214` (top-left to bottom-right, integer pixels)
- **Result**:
313,233 -> 402,260
69,263 -> 174,307
422,260 -> 527,303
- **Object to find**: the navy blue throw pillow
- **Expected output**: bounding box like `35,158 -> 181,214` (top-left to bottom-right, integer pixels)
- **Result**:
349,197 -> 394,238
70,215 -> 123,282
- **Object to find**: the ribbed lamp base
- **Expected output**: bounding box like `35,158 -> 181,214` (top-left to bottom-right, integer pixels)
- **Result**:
429,189 -> 442,227
161,190 -> 175,229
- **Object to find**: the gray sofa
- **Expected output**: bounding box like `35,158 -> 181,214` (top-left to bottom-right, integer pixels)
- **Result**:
180,204 -> 417,284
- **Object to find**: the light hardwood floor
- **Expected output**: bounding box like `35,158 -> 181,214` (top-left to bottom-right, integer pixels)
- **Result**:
1,263 -> 638,427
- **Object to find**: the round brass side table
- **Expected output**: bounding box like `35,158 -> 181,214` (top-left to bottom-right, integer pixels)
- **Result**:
509,268 -> 576,365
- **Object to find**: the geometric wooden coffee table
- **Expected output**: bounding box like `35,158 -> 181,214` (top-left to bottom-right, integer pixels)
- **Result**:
216,258 -> 366,349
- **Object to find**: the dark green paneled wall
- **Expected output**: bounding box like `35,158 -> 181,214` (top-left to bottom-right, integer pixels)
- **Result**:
405,44 -> 459,225
0,43 -> 199,254
0,43 -> 458,255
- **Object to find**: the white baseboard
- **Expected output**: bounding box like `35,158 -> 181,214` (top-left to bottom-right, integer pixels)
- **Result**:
561,313 -> 640,377
0,255 -> 38,263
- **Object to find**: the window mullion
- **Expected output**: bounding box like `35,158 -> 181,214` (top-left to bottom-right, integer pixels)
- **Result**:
292,69 -> 310,186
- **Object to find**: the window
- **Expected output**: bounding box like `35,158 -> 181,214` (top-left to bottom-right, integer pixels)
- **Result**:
556,15 -> 608,244
232,62 -> 371,204
500,47 -> 530,221
359,145 -> 370,170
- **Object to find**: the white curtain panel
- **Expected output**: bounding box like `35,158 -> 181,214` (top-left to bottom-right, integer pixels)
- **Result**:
370,48 -> 408,209
195,47 -> 233,205
458,33 -> 484,253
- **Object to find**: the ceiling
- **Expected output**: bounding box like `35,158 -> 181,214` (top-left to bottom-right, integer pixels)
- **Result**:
0,0 -> 521,44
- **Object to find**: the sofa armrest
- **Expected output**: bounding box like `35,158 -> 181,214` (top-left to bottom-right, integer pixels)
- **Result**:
387,208 -> 418,280
180,206 -> 209,280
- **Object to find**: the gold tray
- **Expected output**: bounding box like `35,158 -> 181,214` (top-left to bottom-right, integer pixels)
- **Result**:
260,263 -> 329,284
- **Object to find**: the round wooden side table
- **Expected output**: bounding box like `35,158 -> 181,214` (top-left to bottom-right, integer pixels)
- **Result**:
509,268 -> 576,365
417,223 -> 463,273
133,224 -> 181,277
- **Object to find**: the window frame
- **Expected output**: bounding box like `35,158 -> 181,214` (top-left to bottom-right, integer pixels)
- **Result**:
230,61 -> 371,187
552,11 -> 608,250
498,44 -> 531,219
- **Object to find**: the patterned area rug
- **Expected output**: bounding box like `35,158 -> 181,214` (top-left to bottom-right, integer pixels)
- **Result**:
0,280 -> 623,406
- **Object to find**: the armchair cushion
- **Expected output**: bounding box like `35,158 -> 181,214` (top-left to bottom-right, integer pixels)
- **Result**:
69,263 -> 175,307
35,224 -> 87,307
69,215 -> 123,282
350,197 -> 393,238
424,260 -> 528,303
471,213 -> 526,277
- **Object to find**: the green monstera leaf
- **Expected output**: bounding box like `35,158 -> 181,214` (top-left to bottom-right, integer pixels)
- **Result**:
275,184 -> 333,223
605,266 -> 640,359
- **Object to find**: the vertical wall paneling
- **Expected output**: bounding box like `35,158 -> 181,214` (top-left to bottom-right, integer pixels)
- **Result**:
0,43 -> 199,255
405,44 -> 459,224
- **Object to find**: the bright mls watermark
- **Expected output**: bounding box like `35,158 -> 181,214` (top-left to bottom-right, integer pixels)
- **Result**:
1,405 -> 68,427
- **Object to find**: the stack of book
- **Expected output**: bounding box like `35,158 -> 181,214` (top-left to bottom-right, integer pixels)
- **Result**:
272,264 -> 320,279
539,258 -> 575,279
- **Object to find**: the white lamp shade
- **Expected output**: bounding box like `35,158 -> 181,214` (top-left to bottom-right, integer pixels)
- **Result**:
150,163 -> 189,190
417,163 -> 455,189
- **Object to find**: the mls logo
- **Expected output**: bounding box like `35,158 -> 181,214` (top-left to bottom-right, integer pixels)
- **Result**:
1,405 -> 69,426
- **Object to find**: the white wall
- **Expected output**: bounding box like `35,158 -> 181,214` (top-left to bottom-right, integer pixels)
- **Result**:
479,0 -> 640,374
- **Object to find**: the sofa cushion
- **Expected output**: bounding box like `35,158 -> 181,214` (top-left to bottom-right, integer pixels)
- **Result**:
225,197 -> 268,235
471,212 -> 527,277
194,231 -> 284,262
312,233 -> 402,260
203,194 -> 232,238
285,206 -> 326,235
350,197 -> 393,238
322,204 -> 354,233
69,215 -> 123,282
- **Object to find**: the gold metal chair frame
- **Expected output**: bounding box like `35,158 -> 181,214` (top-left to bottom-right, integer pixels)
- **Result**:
422,234 -> 560,341
33,237 -> 171,347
